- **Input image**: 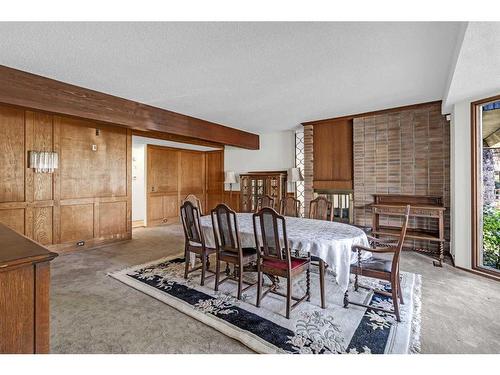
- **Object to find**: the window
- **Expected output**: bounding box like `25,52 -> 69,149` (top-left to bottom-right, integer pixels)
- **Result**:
471,97 -> 500,275
295,130 -> 305,216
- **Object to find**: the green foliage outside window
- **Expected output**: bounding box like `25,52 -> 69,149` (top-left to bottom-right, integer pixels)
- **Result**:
483,205 -> 500,270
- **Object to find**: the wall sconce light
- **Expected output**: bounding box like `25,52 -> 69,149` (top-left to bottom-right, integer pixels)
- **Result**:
29,151 -> 59,173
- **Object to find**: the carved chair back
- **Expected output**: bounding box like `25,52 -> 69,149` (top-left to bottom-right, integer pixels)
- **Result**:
182,194 -> 204,216
210,203 -> 242,257
253,207 -> 291,265
309,196 -> 333,221
256,194 -> 275,212
180,200 -> 205,247
280,196 -> 301,217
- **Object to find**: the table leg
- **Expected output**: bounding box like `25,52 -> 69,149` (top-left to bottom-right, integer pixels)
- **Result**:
319,259 -> 326,309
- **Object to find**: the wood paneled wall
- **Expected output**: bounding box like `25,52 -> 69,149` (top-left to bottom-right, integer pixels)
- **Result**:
0,103 -> 131,252
352,102 -> 450,249
146,145 -> 224,226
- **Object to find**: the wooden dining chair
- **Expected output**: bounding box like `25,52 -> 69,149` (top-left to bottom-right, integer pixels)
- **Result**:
180,201 -> 216,286
253,207 -> 311,319
344,205 -> 411,322
256,194 -> 275,212
279,196 -> 301,217
211,204 -> 257,299
308,196 -> 333,221
182,194 -> 204,216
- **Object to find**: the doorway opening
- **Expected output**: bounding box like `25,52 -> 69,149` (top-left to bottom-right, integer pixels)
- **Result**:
131,135 -> 223,231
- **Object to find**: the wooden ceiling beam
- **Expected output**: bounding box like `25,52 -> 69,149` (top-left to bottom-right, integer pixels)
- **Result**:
0,65 -> 259,150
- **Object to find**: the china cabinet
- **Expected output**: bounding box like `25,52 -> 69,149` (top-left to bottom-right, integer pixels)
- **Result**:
239,171 -> 287,213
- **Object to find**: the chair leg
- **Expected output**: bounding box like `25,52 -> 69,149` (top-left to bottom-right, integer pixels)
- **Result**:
343,290 -> 349,308
237,264 -> 243,300
392,286 -> 401,322
319,260 -> 326,309
286,276 -> 292,319
214,257 -> 220,291
306,266 -> 311,302
256,270 -> 262,307
201,252 -> 206,286
184,249 -> 190,280
398,274 -> 404,305
354,270 -> 359,292
206,255 -> 211,270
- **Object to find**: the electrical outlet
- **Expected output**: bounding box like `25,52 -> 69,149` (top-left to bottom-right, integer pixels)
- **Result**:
92,144 -> 98,151
76,241 -> 85,246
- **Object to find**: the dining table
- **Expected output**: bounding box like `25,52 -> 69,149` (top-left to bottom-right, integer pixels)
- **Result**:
199,213 -> 371,308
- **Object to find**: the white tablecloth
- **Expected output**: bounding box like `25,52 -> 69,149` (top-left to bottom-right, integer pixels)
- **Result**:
199,213 -> 371,289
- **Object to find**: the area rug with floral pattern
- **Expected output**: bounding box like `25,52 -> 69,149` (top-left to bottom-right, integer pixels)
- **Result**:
108,256 -> 421,354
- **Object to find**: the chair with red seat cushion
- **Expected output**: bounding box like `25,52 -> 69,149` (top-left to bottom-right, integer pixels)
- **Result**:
253,207 -> 311,319
211,204 -> 257,300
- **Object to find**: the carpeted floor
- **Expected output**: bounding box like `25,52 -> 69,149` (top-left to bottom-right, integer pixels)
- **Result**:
50,225 -> 500,354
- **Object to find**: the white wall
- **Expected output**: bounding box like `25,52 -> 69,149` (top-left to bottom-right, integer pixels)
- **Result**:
450,100 -> 471,268
131,143 -> 146,222
224,130 -> 296,191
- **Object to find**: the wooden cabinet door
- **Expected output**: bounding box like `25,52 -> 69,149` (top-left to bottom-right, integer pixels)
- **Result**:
147,146 -> 179,226
205,150 -> 224,212
0,265 -> 35,353
180,151 -> 206,212
313,119 -> 353,190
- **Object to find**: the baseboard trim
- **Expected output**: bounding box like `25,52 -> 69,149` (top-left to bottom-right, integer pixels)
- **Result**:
132,220 -> 145,228
455,266 -> 500,282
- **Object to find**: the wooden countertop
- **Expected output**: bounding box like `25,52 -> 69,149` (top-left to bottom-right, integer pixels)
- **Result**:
0,224 -> 58,269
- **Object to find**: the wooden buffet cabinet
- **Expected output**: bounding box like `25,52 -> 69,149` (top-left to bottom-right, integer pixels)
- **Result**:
370,194 -> 446,267
239,171 -> 287,213
0,224 -> 58,353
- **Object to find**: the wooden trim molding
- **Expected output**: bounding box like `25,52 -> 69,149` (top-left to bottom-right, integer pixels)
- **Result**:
0,65 -> 259,150
302,100 -> 443,126
132,220 -> 145,228
470,94 -> 500,280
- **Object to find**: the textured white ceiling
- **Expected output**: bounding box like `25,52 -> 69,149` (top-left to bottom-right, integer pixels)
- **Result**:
443,22 -> 500,111
0,22 -> 462,133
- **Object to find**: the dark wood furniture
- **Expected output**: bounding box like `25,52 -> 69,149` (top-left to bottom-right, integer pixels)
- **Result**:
279,196 -> 301,217
180,201 -> 216,286
253,208 -> 311,319
370,194 -> 446,266
309,196 -> 333,221
0,65 -> 259,149
211,204 -> 257,299
0,224 -> 58,353
256,194 -> 275,212
344,205 -> 410,322
240,171 -> 287,213
309,119 -> 353,191
182,194 -> 204,216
